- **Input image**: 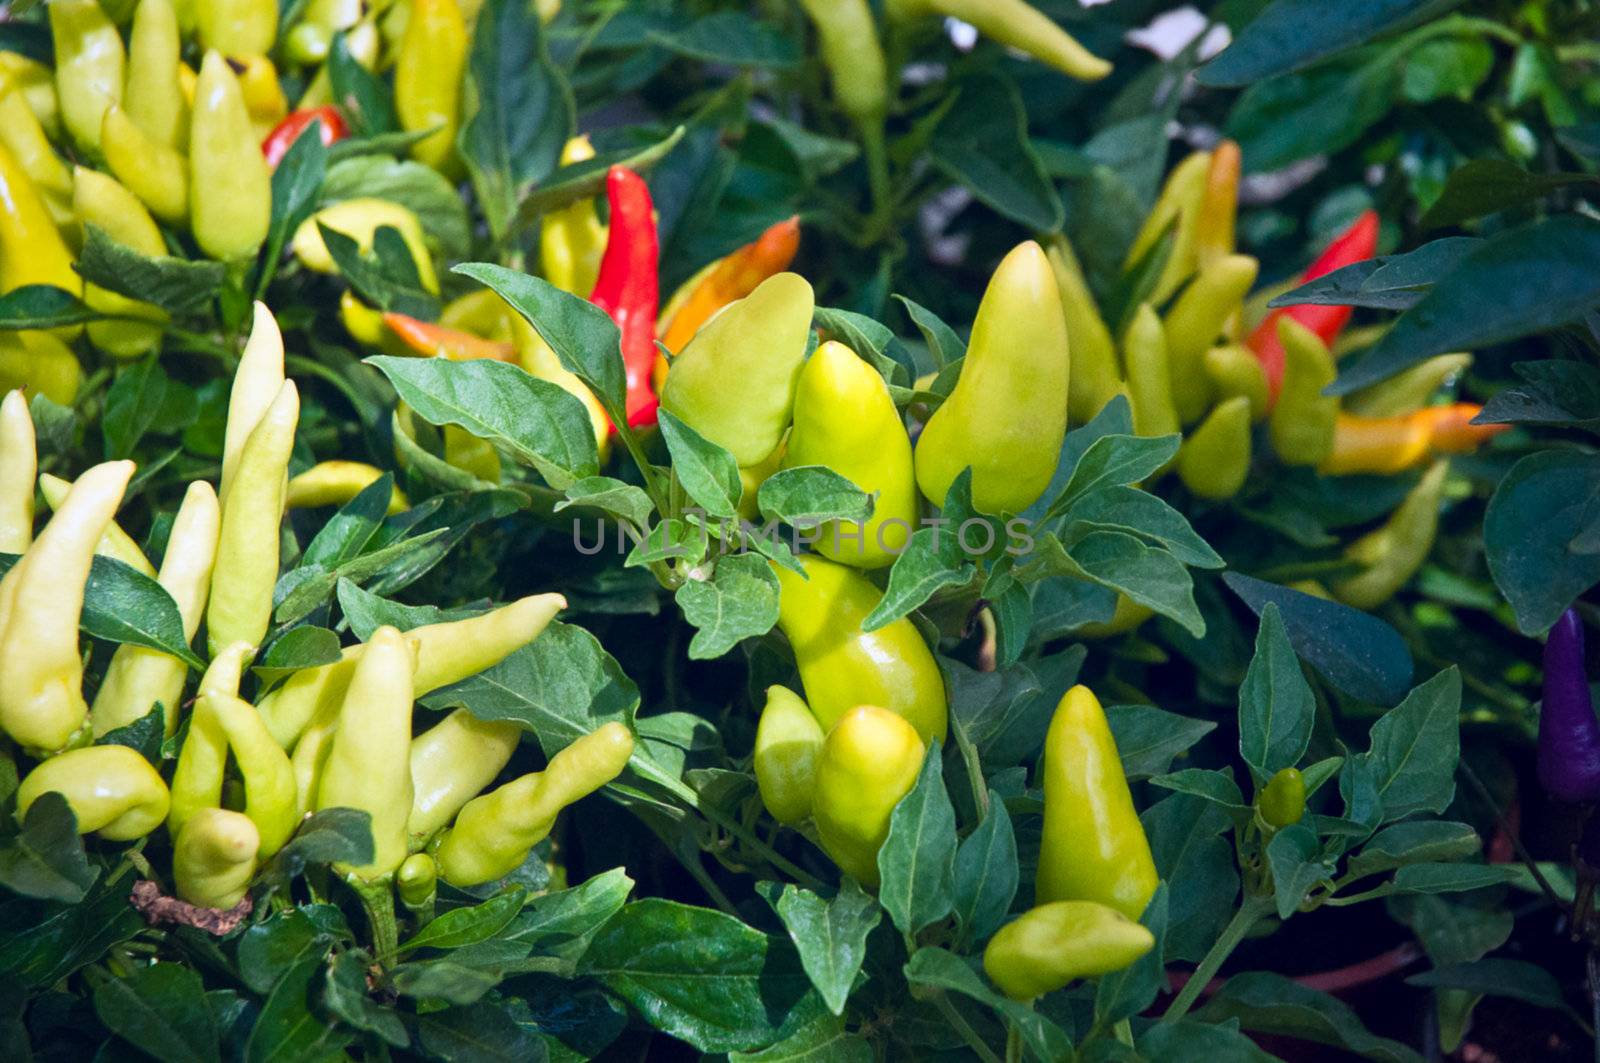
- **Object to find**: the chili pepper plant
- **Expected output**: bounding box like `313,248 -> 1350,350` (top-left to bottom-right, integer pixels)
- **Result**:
0,0 -> 1597,1060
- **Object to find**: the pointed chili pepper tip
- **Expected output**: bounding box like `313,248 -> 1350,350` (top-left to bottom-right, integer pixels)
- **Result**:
1538,607 -> 1600,804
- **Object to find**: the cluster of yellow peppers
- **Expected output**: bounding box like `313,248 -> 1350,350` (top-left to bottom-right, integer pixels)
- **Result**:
0,304 -> 630,913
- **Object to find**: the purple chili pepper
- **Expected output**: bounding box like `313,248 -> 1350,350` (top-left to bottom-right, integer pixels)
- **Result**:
1537,607 -> 1600,804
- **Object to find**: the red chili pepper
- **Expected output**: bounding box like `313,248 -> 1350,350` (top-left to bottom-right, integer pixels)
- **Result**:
262,107 -> 349,168
589,166 -> 660,429
1248,209 -> 1379,403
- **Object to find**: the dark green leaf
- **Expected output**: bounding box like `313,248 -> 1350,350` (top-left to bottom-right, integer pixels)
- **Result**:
1197,972 -> 1426,1063
94,963 -> 219,1063
877,744 -> 958,937
0,285 -> 101,329
367,356 -> 598,490
1421,159 -> 1596,229
0,793 -> 94,903
578,899 -> 814,1053
927,74 -> 1063,231
1334,218 -> 1600,394
459,0 -> 573,239
1199,0 -> 1462,86
674,553 -> 780,659
1223,572 -> 1413,704
772,881 -> 880,1016
1485,450 -> 1600,634
77,225 -> 224,315
1238,604 -> 1315,781
951,791 -> 1017,944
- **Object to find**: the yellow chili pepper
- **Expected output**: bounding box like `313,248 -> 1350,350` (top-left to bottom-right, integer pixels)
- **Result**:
16,745 -> 170,840
0,141 -> 80,304
196,0 -> 279,58
0,71 -> 72,226
50,0 -> 125,155
1268,317 -> 1338,467
189,50 -> 271,262
73,167 -> 169,359
1125,150 -> 1211,306
220,303 -> 285,500
0,332 -> 82,406
90,480 -> 221,737
1162,253 -> 1259,424
394,0 -> 468,175
292,198 -> 439,293
37,472 -> 156,577
0,390 -> 34,555
1045,233 -> 1121,425
101,104 -> 190,226
540,137 -> 609,296
0,460 -> 135,753
285,461 -> 409,514
174,807 -> 259,908
125,0 -> 187,150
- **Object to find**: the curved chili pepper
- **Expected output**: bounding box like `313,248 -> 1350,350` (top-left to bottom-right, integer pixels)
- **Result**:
886,0 -> 1110,81
0,390 -> 34,555
1330,460 -> 1448,609
285,460 -> 409,514
1537,608 -> 1600,804
1248,210 -> 1380,402
37,472 -> 156,577
1320,405 -> 1506,476
17,745 -> 170,840
262,106 -> 347,167
659,216 -> 801,354
382,313 -> 515,362
174,808 -> 259,909
983,901 -> 1154,1000
589,167 -> 661,429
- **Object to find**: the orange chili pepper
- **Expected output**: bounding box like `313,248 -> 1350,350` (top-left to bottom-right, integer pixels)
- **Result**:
660,217 -> 802,354
1319,403 -> 1506,476
382,313 -> 516,361
1194,139 -> 1240,266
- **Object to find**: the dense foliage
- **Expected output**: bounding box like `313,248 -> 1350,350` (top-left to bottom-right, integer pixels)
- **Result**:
1,0 -> 1599,1059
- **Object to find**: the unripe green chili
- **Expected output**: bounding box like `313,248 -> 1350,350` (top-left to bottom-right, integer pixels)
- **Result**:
174,807 -> 259,909
797,0 -> 888,122
0,390 -> 36,555
782,340 -> 918,567
1331,460 -> 1448,610
316,626 -> 418,878
37,472 -> 156,577
1123,303 -> 1179,442
1045,234 -> 1120,425
1162,253 -> 1259,424
434,722 -> 635,887
1344,353 -> 1473,418
189,50 -> 271,263
1257,767 -> 1306,828
91,481 -> 220,737
1202,344 -> 1269,422
915,241 -> 1070,515
0,460 -> 134,753
207,380 -> 298,657
753,685 -> 824,826
983,901 -> 1155,1001
1268,317 -> 1338,467
1036,685 -> 1158,920
50,0 -> 125,154
659,273 -> 815,467
408,709 -> 522,850
397,852 -> 438,912
811,705 -> 924,886
773,554 -> 948,744
125,0 -> 186,150
1124,150 -> 1210,306
1176,396 -> 1252,501
16,745 -> 170,840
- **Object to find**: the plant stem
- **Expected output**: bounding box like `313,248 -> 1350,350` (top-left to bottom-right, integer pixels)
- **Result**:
1005,1022 -> 1022,1063
1458,757 -> 1565,910
934,992 -> 1002,1063
348,875 -> 398,967
1162,895 -> 1272,1022
630,755 -> 828,891
860,120 -> 892,243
